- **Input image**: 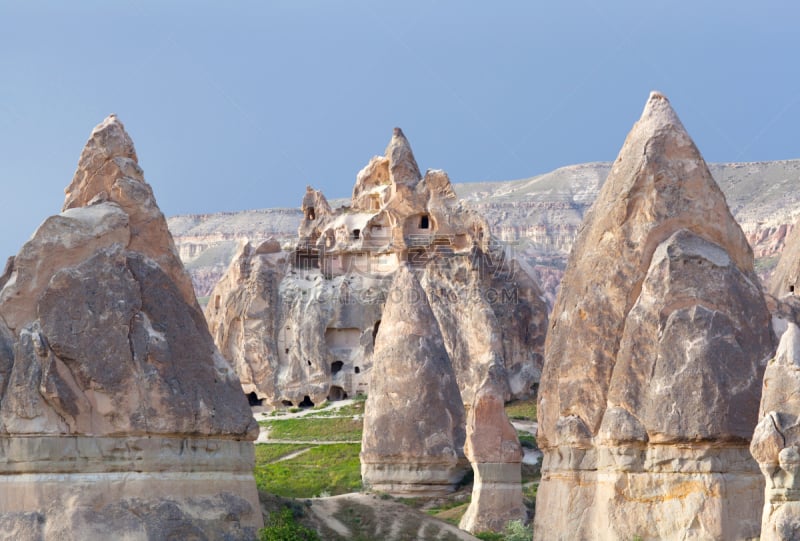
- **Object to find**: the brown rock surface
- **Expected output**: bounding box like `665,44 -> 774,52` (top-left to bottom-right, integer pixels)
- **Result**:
0,116 -> 261,539
204,128 -> 548,408
360,265 -> 468,495
535,92 -> 775,540
459,369 -> 525,533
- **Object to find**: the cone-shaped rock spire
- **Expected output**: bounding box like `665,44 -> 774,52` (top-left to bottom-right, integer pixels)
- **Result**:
385,127 -> 422,187
360,264 -> 468,495
534,92 -> 774,540
0,116 -> 262,537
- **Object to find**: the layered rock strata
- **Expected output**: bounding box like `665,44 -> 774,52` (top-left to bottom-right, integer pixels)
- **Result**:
459,368 -> 526,533
535,92 -> 776,540
0,116 -> 262,539
359,265 -> 468,495
205,128 -> 548,408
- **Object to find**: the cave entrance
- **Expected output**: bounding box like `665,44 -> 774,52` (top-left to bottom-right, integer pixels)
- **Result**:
246,392 -> 263,407
328,386 -> 348,402
298,396 -> 315,408
331,360 -> 344,374
419,215 -> 430,229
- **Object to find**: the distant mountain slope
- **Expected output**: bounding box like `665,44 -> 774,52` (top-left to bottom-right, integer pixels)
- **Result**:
167,159 -> 800,302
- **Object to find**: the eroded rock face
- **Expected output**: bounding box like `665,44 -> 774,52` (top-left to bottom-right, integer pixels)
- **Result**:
535,92 -> 775,540
360,265 -> 468,495
459,369 -> 525,533
0,116 -> 261,539
205,128 -> 548,408
752,316 -> 800,538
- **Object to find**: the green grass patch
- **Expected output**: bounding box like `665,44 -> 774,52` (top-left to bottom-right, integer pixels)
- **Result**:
305,401 -> 365,418
254,443 -> 362,498
505,398 -> 537,421
428,501 -> 470,526
259,417 -> 363,441
255,443 -> 311,464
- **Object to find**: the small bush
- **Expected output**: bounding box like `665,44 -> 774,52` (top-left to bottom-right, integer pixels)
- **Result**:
258,507 -> 320,541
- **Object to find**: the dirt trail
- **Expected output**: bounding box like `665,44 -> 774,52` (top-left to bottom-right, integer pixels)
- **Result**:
307,493 -> 481,541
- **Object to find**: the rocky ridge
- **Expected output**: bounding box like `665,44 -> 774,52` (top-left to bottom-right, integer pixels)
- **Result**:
0,116 -> 262,539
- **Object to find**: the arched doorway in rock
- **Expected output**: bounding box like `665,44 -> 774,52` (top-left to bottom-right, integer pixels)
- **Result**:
328,386 -> 348,402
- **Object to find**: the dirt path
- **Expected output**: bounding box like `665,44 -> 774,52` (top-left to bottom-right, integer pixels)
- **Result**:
307,493 -> 481,541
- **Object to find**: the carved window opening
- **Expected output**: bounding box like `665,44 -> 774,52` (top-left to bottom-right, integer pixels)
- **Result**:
214,295 -> 221,310
791,285 -> 795,293
246,392 -> 263,407
420,215 -> 430,229
285,348 -> 289,354
353,229 -> 360,240
331,361 -> 344,374
328,386 -> 348,402
306,207 -> 316,220
298,396 -> 315,408
354,366 -> 361,374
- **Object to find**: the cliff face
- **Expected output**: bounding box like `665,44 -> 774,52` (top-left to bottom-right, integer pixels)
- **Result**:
204,129 -> 549,408
168,160 -> 800,305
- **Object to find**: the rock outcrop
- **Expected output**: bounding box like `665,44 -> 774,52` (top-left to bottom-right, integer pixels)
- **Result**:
535,92 -> 776,540
459,368 -> 526,534
359,265 -> 468,495
204,128 -> 548,408
0,116 -> 262,539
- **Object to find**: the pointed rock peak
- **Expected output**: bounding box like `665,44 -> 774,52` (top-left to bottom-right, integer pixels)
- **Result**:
63,115 -> 145,211
634,90 -> 686,137
382,264 -> 438,338
301,186 -> 331,220
385,127 -> 422,186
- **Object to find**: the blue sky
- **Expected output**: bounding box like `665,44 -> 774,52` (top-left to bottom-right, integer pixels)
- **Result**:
1,1 -> 798,260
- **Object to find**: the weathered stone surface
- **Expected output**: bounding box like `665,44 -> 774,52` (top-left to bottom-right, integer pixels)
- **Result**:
770,210 -> 800,298
205,128 -> 548,408
459,369 -> 525,533
0,116 -> 261,538
535,92 -> 775,540
752,322 -> 800,539
62,114 -> 197,309
360,265 -> 468,495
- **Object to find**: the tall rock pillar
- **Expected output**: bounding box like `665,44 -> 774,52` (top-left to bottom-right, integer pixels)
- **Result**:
535,92 -> 775,540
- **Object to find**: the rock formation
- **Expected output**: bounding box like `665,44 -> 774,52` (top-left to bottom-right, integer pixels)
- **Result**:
535,92 -> 776,540
0,116 -> 262,539
751,319 -> 800,540
751,218 -> 800,539
459,367 -> 526,534
359,265 -> 468,495
204,128 -> 548,408
169,159 -> 800,305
